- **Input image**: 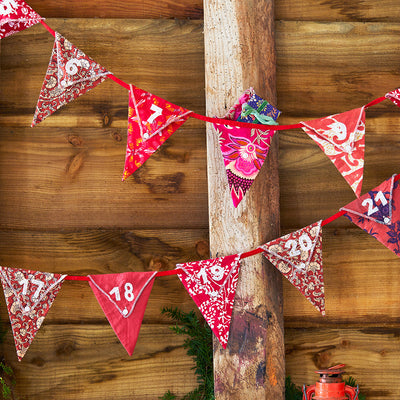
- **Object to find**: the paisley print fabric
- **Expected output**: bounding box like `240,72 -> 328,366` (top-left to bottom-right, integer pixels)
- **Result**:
0,266 -> 66,361
261,221 -> 325,315
123,85 -> 192,180
176,254 -> 241,348
301,107 -> 366,197
32,31 -> 110,126
341,175 -> 400,257
386,88 -> 400,108
0,0 -> 43,39
88,271 -> 157,356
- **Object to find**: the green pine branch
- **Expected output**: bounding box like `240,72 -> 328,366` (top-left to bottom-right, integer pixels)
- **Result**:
160,307 -> 214,400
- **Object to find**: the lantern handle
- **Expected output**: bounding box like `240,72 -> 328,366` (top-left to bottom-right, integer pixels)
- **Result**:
345,384 -> 359,400
302,384 -> 315,400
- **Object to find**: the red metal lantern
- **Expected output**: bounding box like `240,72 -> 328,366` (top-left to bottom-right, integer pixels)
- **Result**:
302,364 -> 359,400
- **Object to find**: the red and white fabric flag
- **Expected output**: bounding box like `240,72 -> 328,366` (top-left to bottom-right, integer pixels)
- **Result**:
176,254 -> 241,348
214,123 -> 276,208
261,221 -> 325,315
385,88 -> 400,108
0,0 -> 43,39
122,85 -> 192,180
88,271 -> 157,356
0,266 -> 66,361
32,31 -> 110,126
340,174 -> 400,257
301,107 -> 366,197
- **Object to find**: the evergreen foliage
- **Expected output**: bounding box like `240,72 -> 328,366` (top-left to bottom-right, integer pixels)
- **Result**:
159,307 -> 366,400
160,307 -> 214,400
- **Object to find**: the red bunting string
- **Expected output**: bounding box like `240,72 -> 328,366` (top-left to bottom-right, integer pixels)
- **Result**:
37,19 -> 390,132
64,173 -> 400,281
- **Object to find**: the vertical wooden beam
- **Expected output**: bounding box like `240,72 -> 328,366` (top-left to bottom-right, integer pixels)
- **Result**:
203,0 -> 285,399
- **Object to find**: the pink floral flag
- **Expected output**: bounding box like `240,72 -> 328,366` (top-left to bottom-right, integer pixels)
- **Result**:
123,85 -> 192,180
340,174 -> 400,257
0,0 -> 43,39
300,107 -> 366,197
32,31 -> 110,126
176,254 -> 241,348
261,221 -> 325,315
385,88 -> 400,108
88,271 -> 157,356
0,266 -> 66,361
214,123 -> 276,208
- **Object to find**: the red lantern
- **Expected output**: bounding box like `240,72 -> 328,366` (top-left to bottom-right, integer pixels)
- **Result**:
302,364 -> 359,400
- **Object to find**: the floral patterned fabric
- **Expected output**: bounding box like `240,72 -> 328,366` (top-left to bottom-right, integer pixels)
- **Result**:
176,254 -> 241,348
214,124 -> 276,208
0,0 -> 43,39
214,89 -> 279,208
385,88 -> 400,108
123,85 -> 192,180
237,92 -> 281,124
261,221 -> 325,315
341,175 -> 400,257
32,31 -> 110,126
88,271 -> 157,356
301,107 -> 366,197
0,266 -> 66,361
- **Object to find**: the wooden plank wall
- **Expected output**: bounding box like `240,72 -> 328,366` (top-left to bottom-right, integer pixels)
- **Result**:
0,1 -> 399,399
276,1 -> 400,399
0,2 -> 206,400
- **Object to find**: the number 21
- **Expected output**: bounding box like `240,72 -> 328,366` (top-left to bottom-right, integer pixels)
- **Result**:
362,191 -> 387,216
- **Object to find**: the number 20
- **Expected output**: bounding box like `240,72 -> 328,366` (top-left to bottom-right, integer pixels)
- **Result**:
285,234 -> 312,257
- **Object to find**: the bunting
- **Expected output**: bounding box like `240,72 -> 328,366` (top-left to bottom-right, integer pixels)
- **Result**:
122,85 -> 192,180
31,31 -> 110,126
0,266 -> 66,361
386,88 -> 400,108
301,107 -> 366,197
261,220 -> 325,315
0,0 -> 43,39
215,124 -> 276,208
341,174 -> 400,257
176,254 -> 241,348
88,271 -> 157,356
214,89 -> 280,208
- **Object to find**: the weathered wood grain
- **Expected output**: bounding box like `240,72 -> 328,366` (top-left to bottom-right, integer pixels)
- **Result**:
276,0 -> 400,22
0,228 -> 208,323
204,0 -> 284,398
275,21 -> 400,116
26,0 -> 203,19
283,227 -> 400,327
0,126 -> 208,229
0,324 -> 198,400
0,19 -> 205,128
285,328 -> 400,399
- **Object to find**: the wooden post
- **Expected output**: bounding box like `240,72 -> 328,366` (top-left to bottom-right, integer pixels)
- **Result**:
203,0 -> 285,398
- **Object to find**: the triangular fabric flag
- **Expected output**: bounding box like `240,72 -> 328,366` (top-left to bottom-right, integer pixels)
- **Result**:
122,85 -> 192,180
31,31 -> 110,126
88,271 -> 157,356
385,88 -> 400,108
301,107 -> 366,197
340,174 -> 400,257
214,124 -> 276,208
176,254 -> 241,348
261,221 -> 325,315
0,266 -> 66,361
0,0 -> 43,39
